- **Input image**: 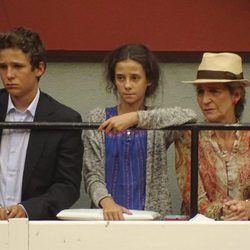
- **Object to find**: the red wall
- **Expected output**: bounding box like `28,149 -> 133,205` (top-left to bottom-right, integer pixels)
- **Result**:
0,0 -> 250,52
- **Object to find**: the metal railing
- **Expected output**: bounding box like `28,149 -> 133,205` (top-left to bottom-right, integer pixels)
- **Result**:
1,121 -> 249,218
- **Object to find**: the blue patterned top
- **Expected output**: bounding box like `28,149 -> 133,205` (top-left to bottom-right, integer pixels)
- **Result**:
105,106 -> 147,210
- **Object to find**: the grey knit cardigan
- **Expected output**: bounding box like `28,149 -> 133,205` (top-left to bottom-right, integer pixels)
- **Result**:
83,107 -> 197,217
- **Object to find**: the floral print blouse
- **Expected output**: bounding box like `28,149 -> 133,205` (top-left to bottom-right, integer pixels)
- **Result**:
175,130 -> 250,220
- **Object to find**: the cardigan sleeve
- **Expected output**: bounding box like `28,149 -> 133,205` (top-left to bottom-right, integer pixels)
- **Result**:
82,108 -> 111,207
137,107 -> 197,129
137,107 -> 197,147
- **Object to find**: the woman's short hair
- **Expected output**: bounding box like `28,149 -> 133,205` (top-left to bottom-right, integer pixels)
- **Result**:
226,83 -> 246,120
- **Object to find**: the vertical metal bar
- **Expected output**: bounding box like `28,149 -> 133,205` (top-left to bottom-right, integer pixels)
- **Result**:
190,126 -> 199,217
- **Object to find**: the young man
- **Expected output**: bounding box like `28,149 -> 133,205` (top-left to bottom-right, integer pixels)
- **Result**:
0,27 -> 83,220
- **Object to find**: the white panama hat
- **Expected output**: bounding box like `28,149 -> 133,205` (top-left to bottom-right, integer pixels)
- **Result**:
183,52 -> 250,85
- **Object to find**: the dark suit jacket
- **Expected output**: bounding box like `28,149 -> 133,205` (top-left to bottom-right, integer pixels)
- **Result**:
0,89 -> 83,220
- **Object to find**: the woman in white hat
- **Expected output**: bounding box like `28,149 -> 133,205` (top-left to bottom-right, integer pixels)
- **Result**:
175,52 -> 250,220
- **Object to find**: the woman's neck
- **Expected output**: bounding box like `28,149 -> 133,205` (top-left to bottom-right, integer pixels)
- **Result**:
213,129 -> 237,154
214,130 -> 236,140
215,115 -> 238,138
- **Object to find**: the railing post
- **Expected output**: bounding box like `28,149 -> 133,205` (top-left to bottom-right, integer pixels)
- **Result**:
190,126 -> 199,217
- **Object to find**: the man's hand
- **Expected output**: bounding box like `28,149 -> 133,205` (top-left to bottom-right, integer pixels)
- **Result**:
0,206 -> 10,220
0,204 -> 27,220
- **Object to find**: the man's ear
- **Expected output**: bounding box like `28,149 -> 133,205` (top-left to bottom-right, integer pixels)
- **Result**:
35,61 -> 45,78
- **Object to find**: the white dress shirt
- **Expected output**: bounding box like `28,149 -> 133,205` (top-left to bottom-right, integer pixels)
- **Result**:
0,90 -> 40,207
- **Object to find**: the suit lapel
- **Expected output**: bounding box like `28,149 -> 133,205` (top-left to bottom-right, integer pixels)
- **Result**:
22,92 -> 53,192
0,90 -> 8,139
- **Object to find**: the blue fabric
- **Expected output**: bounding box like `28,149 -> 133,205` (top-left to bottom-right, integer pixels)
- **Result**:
105,106 -> 147,210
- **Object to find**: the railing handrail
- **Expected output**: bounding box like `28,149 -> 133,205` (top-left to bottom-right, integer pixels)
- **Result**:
1,122 -> 250,130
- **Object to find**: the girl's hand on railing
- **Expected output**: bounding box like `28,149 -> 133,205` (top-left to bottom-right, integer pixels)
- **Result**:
99,197 -> 132,220
98,112 -> 138,133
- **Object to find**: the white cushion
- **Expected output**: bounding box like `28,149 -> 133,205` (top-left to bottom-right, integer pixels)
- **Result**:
57,209 -> 160,221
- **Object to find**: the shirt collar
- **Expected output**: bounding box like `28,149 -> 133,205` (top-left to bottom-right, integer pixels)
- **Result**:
7,89 -> 40,117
